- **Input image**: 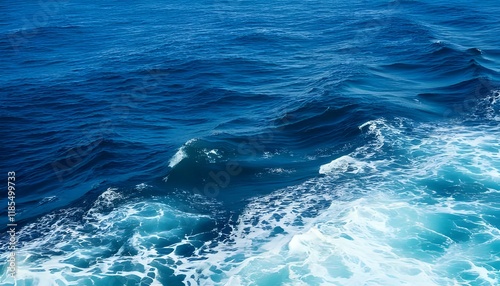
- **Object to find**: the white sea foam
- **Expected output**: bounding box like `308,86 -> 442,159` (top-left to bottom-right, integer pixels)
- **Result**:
202,148 -> 222,163
266,168 -> 295,174
319,155 -> 376,175
135,182 -> 150,191
2,119 -> 500,285
168,139 -> 197,168
177,118 -> 500,285
319,119 -> 395,175
477,90 -> 500,121
0,190 -> 215,285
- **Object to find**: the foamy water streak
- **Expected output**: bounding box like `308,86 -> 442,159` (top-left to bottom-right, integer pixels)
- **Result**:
168,139 -> 197,168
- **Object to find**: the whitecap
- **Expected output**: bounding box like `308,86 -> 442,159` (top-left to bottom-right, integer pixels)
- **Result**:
168,138 -> 197,168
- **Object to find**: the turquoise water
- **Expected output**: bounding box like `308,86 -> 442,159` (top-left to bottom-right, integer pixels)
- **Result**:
1,0 -> 500,285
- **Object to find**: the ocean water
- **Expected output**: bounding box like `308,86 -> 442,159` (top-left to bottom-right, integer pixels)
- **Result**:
1,0 -> 500,285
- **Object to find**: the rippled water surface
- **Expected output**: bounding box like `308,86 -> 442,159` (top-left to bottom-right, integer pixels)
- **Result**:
1,0 -> 500,285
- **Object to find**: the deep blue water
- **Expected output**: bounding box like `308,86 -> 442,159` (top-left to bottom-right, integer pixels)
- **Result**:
1,0 -> 500,285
